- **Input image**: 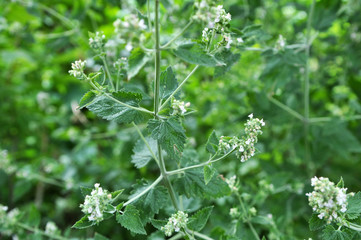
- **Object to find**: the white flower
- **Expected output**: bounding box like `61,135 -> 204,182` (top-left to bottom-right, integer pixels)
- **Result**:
248,113 -> 253,119
69,60 -> 87,79
171,99 -> 190,115
125,42 -> 133,52
161,211 -> 188,237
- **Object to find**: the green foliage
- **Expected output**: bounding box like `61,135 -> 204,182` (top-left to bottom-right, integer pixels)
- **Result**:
116,205 -> 146,235
309,214 -> 326,231
160,66 -> 178,100
131,137 -> 158,168
187,206 -> 214,231
347,192 -> 361,220
322,225 -> 354,240
127,48 -> 150,80
72,216 -> 97,229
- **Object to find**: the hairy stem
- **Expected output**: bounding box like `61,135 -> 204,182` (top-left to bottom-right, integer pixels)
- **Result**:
16,222 -> 68,240
345,222 -> 361,232
100,56 -> 115,91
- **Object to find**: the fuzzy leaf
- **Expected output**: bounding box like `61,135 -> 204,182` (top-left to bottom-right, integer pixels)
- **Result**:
214,50 -> 240,78
116,205 -> 146,235
87,90 -> 145,124
206,130 -> 219,154
151,219 -> 167,230
127,47 -> 150,80
346,192 -> 361,220
72,216 -> 96,229
79,91 -> 97,109
187,206 -> 213,231
322,225 -> 353,240
131,137 -> 158,168
204,164 -> 216,185
309,214 -> 326,231
129,180 -> 169,214
174,167 -> 230,199
173,43 -> 224,67
147,117 -> 186,159
160,66 -> 178,100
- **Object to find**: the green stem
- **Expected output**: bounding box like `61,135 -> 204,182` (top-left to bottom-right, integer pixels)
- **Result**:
161,20 -> 193,49
345,222 -> 361,232
187,230 -> 215,240
236,193 -> 260,240
167,148 -> 236,176
132,122 -> 160,166
101,56 -> 115,91
267,94 -> 305,122
123,175 -> 163,206
308,115 -> 361,123
16,223 -> 68,240
159,65 -> 199,111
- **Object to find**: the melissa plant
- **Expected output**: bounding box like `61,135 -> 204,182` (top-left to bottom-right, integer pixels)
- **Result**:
69,0 -> 265,239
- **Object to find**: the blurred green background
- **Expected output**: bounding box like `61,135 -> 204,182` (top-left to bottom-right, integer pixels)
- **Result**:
1,0 -> 361,239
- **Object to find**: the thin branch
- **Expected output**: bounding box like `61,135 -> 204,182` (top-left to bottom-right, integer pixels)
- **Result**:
267,94 -> 305,122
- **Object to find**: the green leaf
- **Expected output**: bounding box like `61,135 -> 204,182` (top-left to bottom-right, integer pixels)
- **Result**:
173,43 -> 225,67
110,189 -> 124,203
150,219 -> 167,230
116,205 -> 146,235
309,214 -> 326,231
87,90 -> 145,124
79,91 -> 97,109
174,167 -> 230,199
72,216 -> 96,229
94,233 -> 109,240
130,180 -> 169,214
322,225 -> 353,240
251,216 -> 273,226
337,177 -> 345,188
127,47 -> 150,80
80,186 -> 92,197
187,206 -> 214,231
131,137 -> 158,168
160,66 -> 178,100
147,117 -> 186,159
346,192 -> 361,220
214,50 -> 240,78
206,130 -> 219,154
204,164 -> 216,185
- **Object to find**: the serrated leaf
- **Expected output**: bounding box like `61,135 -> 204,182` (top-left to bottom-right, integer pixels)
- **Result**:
127,47 -> 150,80
131,137 -> 158,168
309,214 -> 326,231
80,186 -> 92,197
214,50 -> 240,78
173,43 -> 225,67
322,225 -> 353,240
72,216 -> 96,229
206,130 -> 219,154
116,205 -> 146,235
147,117 -> 186,159
187,206 -> 213,231
151,219 -> 167,230
94,233 -> 109,240
346,192 -> 361,220
204,164 -> 216,185
160,66 -> 178,100
174,167 -> 230,199
129,180 -> 169,214
79,91 -> 97,109
87,90 -> 145,124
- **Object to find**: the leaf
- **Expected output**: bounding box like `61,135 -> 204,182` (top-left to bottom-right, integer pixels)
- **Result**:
214,49 -> 240,78
309,214 -> 326,231
187,206 -> 214,231
127,47 -> 150,80
204,164 -> 216,185
72,216 -> 96,229
346,192 -> 361,220
160,66 -> 178,101
147,117 -> 186,159
94,233 -> 109,240
151,219 -> 167,230
79,91 -> 97,109
337,177 -> 345,188
251,216 -> 273,226
129,180 -> 169,214
87,90 -> 145,124
206,130 -> 219,154
116,205 -> 146,235
322,225 -> 353,240
174,167 -> 230,199
131,137 -> 158,168
110,189 -> 124,203
80,186 -> 92,197
173,43 -> 224,67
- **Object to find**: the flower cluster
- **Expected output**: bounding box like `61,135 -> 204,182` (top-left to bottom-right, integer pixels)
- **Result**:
89,31 -> 106,51
45,221 -> 59,235
306,177 -> 349,224
80,183 -> 112,223
276,34 -> 286,50
113,15 -> 147,33
68,60 -> 87,80
0,204 -> 20,235
213,5 -> 231,31
229,207 -> 240,218
171,99 -> 190,115
225,175 -> 239,192
218,114 -> 265,162
0,149 -> 16,174
202,27 -> 212,44
161,211 -> 189,237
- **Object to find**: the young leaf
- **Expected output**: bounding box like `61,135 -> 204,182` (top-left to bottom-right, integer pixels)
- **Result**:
127,47 -> 150,80
147,117 -> 186,159
322,225 -> 353,240
87,90 -> 145,124
131,137 -> 158,168
206,130 -> 219,154
79,91 -> 97,109
309,214 -> 326,231
337,177 -> 345,188
173,43 -> 225,67
110,189 -> 124,203
346,192 -> 361,220
174,167 -> 230,199
187,206 -> 214,231
160,66 -> 178,100
116,205 -> 146,235
204,164 -> 216,185
151,219 -> 167,230
72,216 -> 96,229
